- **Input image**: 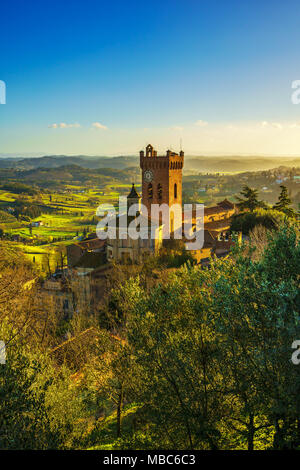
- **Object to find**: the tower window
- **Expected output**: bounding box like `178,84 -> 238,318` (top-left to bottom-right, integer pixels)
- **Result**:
174,183 -> 177,199
148,183 -> 153,199
157,183 -> 162,200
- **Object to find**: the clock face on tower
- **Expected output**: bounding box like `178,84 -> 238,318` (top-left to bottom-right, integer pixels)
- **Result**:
144,169 -> 153,182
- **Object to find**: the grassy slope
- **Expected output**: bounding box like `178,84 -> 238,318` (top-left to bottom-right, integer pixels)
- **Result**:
86,404 -> 140,450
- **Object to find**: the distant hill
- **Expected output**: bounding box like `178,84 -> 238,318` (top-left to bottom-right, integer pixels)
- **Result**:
0,154 -> 299,173
0,164 -> 141,188
184,156 -> 300,173
0,155 -> 138,170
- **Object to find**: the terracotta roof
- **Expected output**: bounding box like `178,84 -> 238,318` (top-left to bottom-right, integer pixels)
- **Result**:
183,200 -> 235,220
217,199 -> 235,210
204,205 -> 230,216
50,327 -> 123,367
50,327 -> 100,366
205,219 -> 231,231
75,238 -> 106,251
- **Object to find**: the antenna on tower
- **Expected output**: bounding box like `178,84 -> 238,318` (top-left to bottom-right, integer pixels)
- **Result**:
180,138 -> 183,151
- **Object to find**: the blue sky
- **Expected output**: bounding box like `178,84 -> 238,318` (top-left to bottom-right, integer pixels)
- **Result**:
1,0 -> 300,155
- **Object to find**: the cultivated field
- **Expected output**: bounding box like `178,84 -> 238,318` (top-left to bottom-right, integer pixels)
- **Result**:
0,182 -> 140,273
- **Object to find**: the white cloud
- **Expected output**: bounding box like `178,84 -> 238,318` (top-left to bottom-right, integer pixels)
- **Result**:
194,119 -> 208,127
170,125 -> 184,131
48,122 -> 80,129
261,121 -> 282,129
271,122 -> 282,129
92,122 -> 108,130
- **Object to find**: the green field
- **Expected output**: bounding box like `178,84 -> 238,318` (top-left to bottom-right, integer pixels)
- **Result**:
0,183 -> 135,273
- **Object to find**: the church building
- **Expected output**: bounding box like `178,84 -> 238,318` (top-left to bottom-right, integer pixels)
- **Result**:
106,144 -> 238,264
106,181 -> 163,264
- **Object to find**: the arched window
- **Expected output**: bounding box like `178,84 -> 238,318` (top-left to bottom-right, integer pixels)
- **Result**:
157,183 -> 162,200
148,183 -> 153,199
174,183 -> 177,199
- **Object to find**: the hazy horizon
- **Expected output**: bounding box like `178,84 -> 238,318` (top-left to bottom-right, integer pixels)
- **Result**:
1,152 -> 300,160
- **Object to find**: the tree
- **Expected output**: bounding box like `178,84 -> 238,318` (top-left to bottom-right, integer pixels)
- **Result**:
123,276 -> 227,449
0,343 -> 58,449
86,329 -> 138,439
230,208 -> 285,235
273,185 -> 296,218
0,319 -> 88,449
247,224 -> 270,260
236,186 -> 266,212
113,224 -> 300,450
55,245 -> 67,270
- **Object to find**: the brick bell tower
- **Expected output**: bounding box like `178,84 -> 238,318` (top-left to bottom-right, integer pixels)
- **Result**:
140,144 -> 184,232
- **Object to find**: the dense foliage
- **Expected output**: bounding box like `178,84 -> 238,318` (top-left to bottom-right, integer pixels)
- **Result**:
108,225 -> 300,450
231,185 -> 298,235
0,221 -> 299,450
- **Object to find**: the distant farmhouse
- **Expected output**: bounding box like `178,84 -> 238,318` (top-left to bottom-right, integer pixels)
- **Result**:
31,220 -> 43,227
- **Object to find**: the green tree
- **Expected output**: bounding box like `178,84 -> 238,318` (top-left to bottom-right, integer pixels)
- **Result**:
236,186 -> 266,212
230,208 -> 286,235
0,333 -> 60,449
114,225 -> 300,450
273,185 -> 296,218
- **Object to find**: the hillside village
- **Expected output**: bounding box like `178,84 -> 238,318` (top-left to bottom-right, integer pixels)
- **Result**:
41,146 -> 241,312
0,151 -> 299,321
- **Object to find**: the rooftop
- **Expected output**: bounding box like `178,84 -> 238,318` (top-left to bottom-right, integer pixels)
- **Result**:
127,183 -> 140,199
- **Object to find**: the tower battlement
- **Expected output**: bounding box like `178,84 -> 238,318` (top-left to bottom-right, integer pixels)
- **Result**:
140,144 -> 184,170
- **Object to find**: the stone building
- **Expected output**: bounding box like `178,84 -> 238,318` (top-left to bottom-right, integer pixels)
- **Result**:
67,235 -> 106,267
106,183 -> 163,264
107,144 -> 239,265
